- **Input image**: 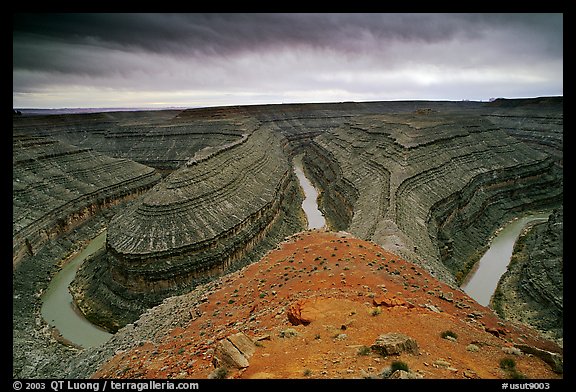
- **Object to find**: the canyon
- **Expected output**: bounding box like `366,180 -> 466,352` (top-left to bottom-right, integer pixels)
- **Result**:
12,98 -> 562,379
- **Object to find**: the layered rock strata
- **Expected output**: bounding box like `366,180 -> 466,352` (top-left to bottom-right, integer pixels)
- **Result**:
12,110 -> 253,172
12,134 -> 161,267
71,125 -> 305,330
483,97 -> 563,166
302,110 -> 562,283
492,207 -> 563,343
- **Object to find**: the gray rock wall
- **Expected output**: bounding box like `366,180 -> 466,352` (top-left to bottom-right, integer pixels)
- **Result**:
493,207 -> 563,343
13,134 -> 161,267
301,109 -> 562,284
70,125 -> 306,330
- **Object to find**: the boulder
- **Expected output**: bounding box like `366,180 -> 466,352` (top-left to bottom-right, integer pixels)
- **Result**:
213,332 -> 256,370
287,300 -> 313,326
389,369 -> 423,379
514,344 -> 563,374
371,332 -> 419,357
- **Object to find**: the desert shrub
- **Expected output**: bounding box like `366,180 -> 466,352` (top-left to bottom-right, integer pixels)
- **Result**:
499,357 -> 527,378
441,330 -> 458,340
500,357 -> 517,371
510,370 -> 527,379
390,360 -> 410,373
209,367 -> 228,379
357,345 -> 371,356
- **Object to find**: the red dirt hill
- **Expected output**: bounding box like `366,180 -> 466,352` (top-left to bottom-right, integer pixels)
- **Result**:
93,230 -> 562,380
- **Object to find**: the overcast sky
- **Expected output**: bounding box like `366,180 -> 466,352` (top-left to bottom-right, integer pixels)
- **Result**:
13,13 -> 563,109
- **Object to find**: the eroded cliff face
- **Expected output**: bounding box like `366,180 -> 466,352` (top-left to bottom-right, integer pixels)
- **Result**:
492,207 -> 563,343
70,124 -> 306,330
12,134 -> 161,267
301,111 -> 561,283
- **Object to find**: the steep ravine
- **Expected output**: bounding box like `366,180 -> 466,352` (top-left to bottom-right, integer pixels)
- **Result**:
301,113 -> 561,286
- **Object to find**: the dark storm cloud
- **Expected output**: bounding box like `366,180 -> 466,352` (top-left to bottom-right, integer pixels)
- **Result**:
13,13 -> 563,108
14,13 -> 562,68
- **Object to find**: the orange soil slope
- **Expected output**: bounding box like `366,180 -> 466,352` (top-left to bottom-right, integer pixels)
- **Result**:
93,230 -> 562,380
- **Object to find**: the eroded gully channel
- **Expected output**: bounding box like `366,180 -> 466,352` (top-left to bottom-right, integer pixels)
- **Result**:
461,212 -> 550,307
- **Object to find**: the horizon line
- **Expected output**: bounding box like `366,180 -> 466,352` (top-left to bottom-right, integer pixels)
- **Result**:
13,95 -> 564,113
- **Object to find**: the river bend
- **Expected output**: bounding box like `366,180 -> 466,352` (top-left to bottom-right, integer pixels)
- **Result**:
41,231 -> 112,348
461,213 -> 549,307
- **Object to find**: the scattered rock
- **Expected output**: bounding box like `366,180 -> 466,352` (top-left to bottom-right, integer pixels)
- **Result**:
464,369 -> 480,379
439,291 -> 453,302
485,326 -> 508,338
455,301 -> 470,309
254,334 -> 271,342
278,328 -> 299,338
372,295 -> 413,308
423,303 -> 441,313
433,359 -> 451,368
501,346 -> 522,356
389,369 -> 423,379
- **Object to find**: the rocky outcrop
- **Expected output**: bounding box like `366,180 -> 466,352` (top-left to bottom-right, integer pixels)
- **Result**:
213,332 -> 256,370
514,343 -> 563,374
371,333 -> 419,357
19,229 -> 564,379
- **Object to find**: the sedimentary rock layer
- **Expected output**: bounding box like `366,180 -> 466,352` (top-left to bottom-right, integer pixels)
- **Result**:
12,134 -> 161,267
301,109 -> 562,283
11,110 -> 254,172
483,97 -> 563,166
493,207 -> 563,342
108,126 -> 292,281
71,125 -> 305,330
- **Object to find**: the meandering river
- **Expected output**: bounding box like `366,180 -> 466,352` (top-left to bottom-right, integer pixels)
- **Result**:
293,154 -> 326,230
41,164 -> 545,347
461,213 -> 550,307
41,231 -> 112,348
41,155 -> 328,348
